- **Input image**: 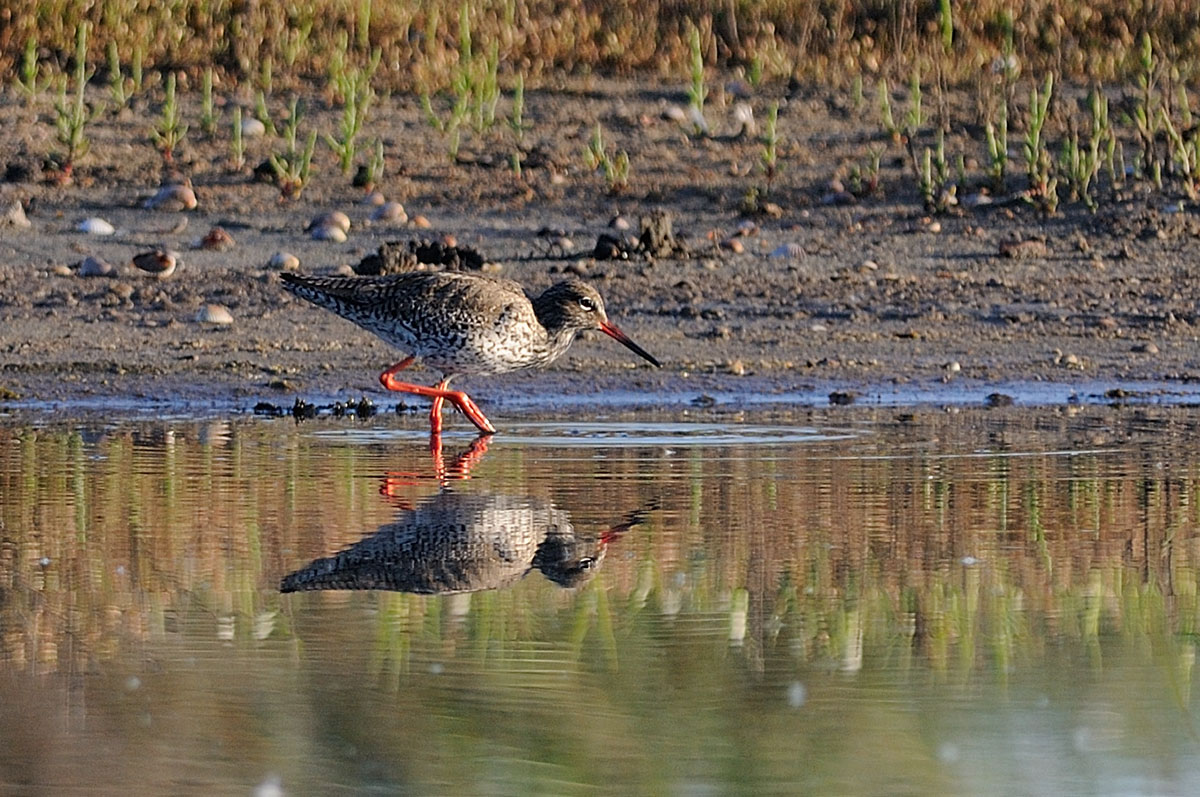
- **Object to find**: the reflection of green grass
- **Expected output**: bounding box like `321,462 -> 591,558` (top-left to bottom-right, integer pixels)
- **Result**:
2,412 -> 1200,684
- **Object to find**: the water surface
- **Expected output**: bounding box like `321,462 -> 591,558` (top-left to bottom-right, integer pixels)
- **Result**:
2,408 -> 1200,794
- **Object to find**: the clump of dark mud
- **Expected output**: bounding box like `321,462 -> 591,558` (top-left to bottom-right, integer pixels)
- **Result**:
353,239 -> 489,276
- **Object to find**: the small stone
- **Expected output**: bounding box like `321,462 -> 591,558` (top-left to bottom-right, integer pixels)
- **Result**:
1000,239 -> 1049,259
241,117 -> 267,137
308,211 -> 350,234
721,238 -> 744,253
267,252 -> 299,271
828,390 -> 858,406
770,243 -> 805,259
362,191 -> 386,206
194,226 -> 235,251
944,361 -> 961,373
132,250 -> 178,279
1133,342 -> 1160,354
143,183 -> 197,211
735,219 -> 758,237
196,304 -> 233,325
370,201 -> 407,224
985,392 -> 1014,407
51,264 -> 72,277
310,224 -> 347,242
731,102 -> 756,137
411,214 -> 432,229
926,220 -> 942,233
727,359 -> 746,376
662,105 -> 688,124
609,214 -> 632,231
78,255 -> 116,277
77,217 -> 115,236
1,200 -> 31,228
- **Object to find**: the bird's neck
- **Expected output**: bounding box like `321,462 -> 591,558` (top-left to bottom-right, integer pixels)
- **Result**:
530,292 -> 580,365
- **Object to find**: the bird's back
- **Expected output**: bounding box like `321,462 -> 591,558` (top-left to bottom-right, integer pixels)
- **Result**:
281,271 -> 546,373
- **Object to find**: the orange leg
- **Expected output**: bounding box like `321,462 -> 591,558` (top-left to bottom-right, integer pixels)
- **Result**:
429,429 -> 493,482
379,358 -> 496,434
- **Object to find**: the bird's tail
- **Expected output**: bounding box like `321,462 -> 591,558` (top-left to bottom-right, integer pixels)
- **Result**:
279,272 -> 375,316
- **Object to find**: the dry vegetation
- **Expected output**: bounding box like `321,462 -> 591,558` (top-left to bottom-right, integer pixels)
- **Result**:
3,1 -> 1200,89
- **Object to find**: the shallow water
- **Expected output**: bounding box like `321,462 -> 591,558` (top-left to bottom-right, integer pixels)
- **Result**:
3,407 -> 1200,794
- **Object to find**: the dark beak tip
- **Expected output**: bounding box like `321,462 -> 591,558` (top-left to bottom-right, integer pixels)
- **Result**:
600,322 -> 661,369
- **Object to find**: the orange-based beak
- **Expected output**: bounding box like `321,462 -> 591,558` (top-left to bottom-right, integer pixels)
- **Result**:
599,321 -> 661,368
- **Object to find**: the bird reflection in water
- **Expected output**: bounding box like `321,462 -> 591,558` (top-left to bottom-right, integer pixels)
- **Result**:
280,490 -> 651,595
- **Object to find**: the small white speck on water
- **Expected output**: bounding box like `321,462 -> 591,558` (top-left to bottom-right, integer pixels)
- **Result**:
787,682 -> 808,708
254,775 -> 285,797
937,743 -> 961,764
960,556 -> 979,566
429,662 -> 444,675
39,557 -> 50,567
124,676 -> 141,691
115,565 -> 126,575
216,616 -> 235,641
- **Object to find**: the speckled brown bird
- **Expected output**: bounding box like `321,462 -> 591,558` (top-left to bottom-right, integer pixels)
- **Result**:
280,271 -> 660,433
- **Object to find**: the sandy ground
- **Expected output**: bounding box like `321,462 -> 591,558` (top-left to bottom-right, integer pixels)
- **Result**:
3,78 -> 1200,416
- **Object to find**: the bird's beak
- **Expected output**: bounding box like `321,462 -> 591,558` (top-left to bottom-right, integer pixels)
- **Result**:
599,321 -> 661,368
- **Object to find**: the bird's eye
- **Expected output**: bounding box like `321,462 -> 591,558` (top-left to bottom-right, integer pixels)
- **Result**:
579,296 -> 596,311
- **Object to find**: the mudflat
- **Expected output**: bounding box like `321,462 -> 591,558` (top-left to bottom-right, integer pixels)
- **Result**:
2,80 -> 1199,414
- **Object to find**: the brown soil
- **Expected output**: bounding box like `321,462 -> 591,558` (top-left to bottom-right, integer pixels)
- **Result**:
3,79 -> 1200,415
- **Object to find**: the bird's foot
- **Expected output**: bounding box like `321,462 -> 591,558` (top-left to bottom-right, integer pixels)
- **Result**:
447,391 -> 496,434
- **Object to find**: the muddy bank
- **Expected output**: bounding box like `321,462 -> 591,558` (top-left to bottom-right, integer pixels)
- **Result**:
3,80 -> 1200,416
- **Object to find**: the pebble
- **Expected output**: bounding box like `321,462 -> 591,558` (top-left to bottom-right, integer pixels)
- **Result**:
78,255 -> 116,277
308,211 -> 351,234
362,191 -> 386,206
1133,342 -> 1160,354
411,215 -> 432,229
609,214 -> 631,231
1,200 -> 31,228
944,361 -> 961,373
310,224 -> 347,242
77,217 -> 115,236
735,220 -> 758,236
267,252 -> 299,271
195,226 -> 235,251
770,243 -> 805,259
662,105 -> 689,124
196,304 -> 234,325
731,102 -> 756,136
371,201 -> 407,224
721,238 -> 744,254
51,264 -> 72,277
726,359 -> 746,376
999,239 -> 1048,259
241,117 -> 266,137
143,183 -> 197,211
132,250 -> 178,279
